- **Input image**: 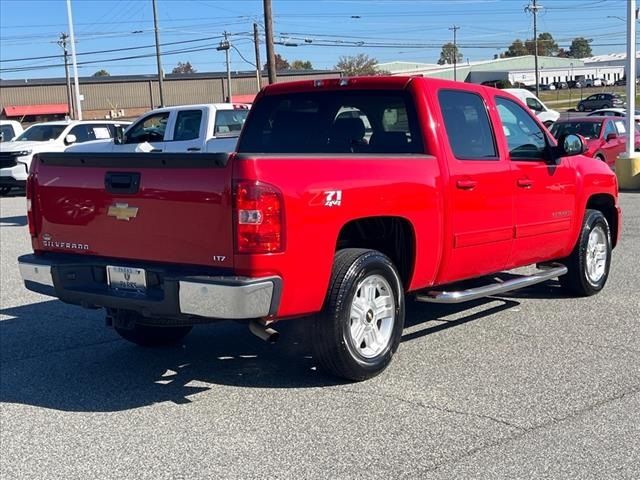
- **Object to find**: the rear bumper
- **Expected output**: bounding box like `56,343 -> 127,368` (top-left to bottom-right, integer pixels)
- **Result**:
19,254 -> 281,322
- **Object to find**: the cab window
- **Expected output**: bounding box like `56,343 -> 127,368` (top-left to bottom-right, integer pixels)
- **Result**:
126,112 -> 170,143
439,90 -> 497,160
496,96 -> 547,160
525,97 -> 544,112
602,121 -> 616,139
214,109 -> 248,136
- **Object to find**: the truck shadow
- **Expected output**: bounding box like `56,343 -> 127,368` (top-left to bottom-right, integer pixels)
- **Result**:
0,214 -> 27,226
0,282 -> 549,412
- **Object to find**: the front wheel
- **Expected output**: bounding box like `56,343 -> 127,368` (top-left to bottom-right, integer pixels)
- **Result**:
578,104 -> 585,112
312,249 -> 405,381
0,187 -> 12,196
559,209 -> 611,296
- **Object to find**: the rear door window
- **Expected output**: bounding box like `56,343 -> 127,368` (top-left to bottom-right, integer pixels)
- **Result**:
438,90 -> 497,160
173,110 -> 203,141
237,91 -> 423,154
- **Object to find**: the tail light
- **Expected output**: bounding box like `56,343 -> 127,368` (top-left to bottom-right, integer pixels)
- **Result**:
26,172 -> 38,238
234,180 -> 284,253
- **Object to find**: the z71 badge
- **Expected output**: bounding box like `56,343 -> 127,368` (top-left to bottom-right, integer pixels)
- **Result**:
324,190 -> 342,207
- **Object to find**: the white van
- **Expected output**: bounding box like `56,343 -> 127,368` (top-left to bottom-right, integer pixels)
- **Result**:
502,88 -> 560,127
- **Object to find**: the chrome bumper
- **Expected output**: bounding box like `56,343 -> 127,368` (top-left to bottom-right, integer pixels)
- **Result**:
18,255 -> 280,320
178,278 -> 276,319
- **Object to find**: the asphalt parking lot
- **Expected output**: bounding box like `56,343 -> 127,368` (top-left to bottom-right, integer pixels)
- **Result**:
1,192 -> 639,480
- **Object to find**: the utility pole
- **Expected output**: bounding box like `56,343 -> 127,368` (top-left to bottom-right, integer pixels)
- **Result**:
66,0 -> 82,120
625,0 -> 636,158
263,0 -> 277,84
217,33 -> 232,102
57,33 -> 74,119
448,25 -> 460,81
525,0 -> 543,97
253,22 -> 263,90
152,0 -> 165,107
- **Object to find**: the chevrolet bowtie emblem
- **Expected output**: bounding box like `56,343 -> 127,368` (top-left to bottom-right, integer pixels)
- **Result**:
107,203 -> 139,221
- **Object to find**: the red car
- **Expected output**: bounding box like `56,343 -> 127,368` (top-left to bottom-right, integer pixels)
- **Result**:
550,116 -> 640,170
20,77 -> 621,381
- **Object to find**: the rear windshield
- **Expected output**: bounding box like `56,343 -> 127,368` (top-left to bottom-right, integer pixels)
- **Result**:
15,124 -> 66,142
237,91 -> 424,154
550,121 -> 602,140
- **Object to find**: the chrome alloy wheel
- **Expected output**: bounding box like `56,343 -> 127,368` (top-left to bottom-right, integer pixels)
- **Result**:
586,225 -> 608,285
348,274 -> 396,359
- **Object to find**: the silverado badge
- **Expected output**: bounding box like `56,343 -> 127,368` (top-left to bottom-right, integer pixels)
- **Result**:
107,203 -> 139,221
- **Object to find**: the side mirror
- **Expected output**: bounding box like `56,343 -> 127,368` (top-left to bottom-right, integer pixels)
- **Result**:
65,134 -> 77,145
114,126 -> 126,145
560,134 -> 586,156
606,133 -> 618,142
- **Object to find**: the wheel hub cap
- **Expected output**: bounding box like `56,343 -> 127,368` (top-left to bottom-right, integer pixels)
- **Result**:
585,225 -> 607,284
348,274 -> 396,359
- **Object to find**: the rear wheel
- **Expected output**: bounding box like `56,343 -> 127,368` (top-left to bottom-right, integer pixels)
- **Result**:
559,209 -> 611,296
0,187 -> 12,196
312,248 -> 405,381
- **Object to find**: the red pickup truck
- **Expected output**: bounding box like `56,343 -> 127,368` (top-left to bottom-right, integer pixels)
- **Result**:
19,77 -> 621,381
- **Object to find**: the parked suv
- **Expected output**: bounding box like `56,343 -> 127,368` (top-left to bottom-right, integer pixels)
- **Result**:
577,93 -> 625,112
0,120 -> 129,195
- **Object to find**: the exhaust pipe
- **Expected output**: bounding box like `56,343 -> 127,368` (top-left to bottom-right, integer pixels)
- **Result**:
249,320 -> 279,344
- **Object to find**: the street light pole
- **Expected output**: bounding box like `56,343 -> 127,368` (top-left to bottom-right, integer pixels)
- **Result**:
263,0 -> 277,84
449,25 -> 460,81
625,0 -> 636,158
152,0 -> 165,107
65,0 -> 82,120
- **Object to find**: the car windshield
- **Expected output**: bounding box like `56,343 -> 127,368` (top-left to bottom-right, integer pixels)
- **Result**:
550,121 -> 603,140
14,124 -> 66,142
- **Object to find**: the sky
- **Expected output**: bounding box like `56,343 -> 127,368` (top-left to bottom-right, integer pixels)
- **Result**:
0,0 -> 634,80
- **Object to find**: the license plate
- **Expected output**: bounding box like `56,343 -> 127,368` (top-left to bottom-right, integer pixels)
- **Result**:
106,265 -> 147,291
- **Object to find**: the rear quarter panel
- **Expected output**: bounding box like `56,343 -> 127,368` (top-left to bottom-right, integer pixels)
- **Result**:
233,154 -> 443,318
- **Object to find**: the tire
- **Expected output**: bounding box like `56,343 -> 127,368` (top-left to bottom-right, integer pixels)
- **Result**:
577,104 -> 585,112
543,120 -> 554,128
0,187 -> 12,196
312,248 -> 405,381
112,310 -> 192,347
559,209 -> 611,296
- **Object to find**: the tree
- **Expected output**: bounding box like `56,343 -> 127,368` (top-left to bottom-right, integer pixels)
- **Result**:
172,61 -> 196,74
437,42 -> 463,65
92,69 -> 110,77
264,54 -> 290,71
568,37 -> 593,58
335,54 -> 384,76
525,32 -> 559,56
504,32 -> 558,57
504,39 -> 528,58
290,59 -> 313,70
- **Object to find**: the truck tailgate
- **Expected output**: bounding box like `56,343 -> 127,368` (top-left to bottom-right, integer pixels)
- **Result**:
32,153 -> 233,269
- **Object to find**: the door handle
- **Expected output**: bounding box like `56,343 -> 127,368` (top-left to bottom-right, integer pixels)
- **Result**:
517,178 -> 534,188
456,179 -> 477,190
150,149 -> 163,153
187,147 -> 201,152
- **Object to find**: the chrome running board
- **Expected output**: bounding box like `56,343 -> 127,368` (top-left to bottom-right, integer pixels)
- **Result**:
415,263 -> 568,304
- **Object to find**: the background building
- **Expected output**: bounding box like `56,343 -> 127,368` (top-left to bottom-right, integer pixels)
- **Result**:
0,69 -> 340,123
377,55 -> 630,86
